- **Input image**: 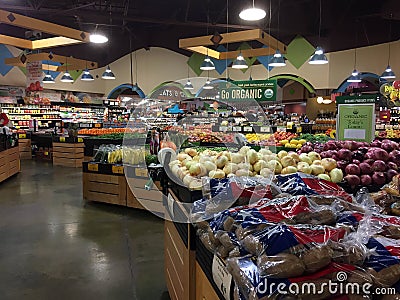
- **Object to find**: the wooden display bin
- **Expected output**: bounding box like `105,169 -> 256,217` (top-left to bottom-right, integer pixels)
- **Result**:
53,142 -> 84,168
126,171 -> 164,214
82,172 -> 127,206
195,262 -> 220,300
0,147 -> 20,183
18,138 -> 31,159
164,190 -> 196,300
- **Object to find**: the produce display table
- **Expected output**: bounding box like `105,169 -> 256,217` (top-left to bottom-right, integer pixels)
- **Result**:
164,192 -> 196,300
82,162 -> 163,212
17,133 -> 31,159
164,189 -> 227,300
53,139 -> 84,168
0,146 -> 20,183
83,172 -> 127,206
31,133 -> 53,160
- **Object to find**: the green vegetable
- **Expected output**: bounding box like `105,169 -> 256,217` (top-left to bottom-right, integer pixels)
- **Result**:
145,154 -> 158,165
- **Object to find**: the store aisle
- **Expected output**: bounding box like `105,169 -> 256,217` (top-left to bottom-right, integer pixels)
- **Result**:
0,160 -> 169,300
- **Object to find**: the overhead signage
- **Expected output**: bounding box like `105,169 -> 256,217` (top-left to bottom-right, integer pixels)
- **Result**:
335,94 -> 378,104
220,79 -> 277,102
26,61 -> 43,92
337,104 -> 375,142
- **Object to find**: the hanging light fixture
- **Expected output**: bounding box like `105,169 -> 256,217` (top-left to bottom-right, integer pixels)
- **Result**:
309,47 -> 328,65
184,65 -> 194,89
317,96 -> 324,104
60,58 -> 74,83
42,63 -> 55,84
200,55 -> 215,71
347,69 -> 362,83
81,60 -> 94,81
381,65 -> 396,80
268,50 -> 286,67
102,65 -> 115,80
268,2 -> 285,68
239,0 -> 266,21
60,71 -> 74,83
43,71 -> 55,83
232,52 -> 248,69
184,80 -> 194,90
203,73 -> 214,90
81,69 -> 94,81
309,0 -> 328,65
381,15 -> 396,80
90,23 -> 108,44
347,48 -> 361,83
203,79 -> 213,89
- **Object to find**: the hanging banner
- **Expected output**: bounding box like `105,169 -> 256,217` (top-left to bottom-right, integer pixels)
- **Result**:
26,61 -> 43,92
220,79 -> 277,102
337,104 -> 375,142
335,94 -> 378,104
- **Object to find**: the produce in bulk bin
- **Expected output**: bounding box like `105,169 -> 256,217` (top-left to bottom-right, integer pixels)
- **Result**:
167,146 -> 343,191
195,186 -> 400,300
299,139 -> 400,190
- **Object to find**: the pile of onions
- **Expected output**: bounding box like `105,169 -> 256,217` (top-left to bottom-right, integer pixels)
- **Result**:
299,139 -> 400,188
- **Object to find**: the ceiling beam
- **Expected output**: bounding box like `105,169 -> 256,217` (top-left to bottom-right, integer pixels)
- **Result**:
0,4 -> 259,30
0,9 -> 90,43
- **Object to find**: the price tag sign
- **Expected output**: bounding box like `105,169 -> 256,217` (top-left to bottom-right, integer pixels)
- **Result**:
212,255 -> 233,300
95,123 -> 101,128
220,126 -> 227,132
88,163 -> 98,172
77,137 -> 83,143
59,137 -> 66,142
243,126 -> 252,132
232,126 -> 241,132
135,168 -> 148,177
286,122 -> 293,130
112,165 -> 124,174
260,126 -> 270,133
18,133 -> 26,139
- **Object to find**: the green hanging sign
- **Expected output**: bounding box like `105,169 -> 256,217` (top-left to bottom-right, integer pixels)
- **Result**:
337,104 -> 375,142
335,94 -> 378,104
220,79 -> 277,102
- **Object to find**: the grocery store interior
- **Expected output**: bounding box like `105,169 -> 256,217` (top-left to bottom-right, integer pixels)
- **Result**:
0,0 -> 400,299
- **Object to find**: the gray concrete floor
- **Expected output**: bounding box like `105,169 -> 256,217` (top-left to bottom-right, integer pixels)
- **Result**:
0,160 -> 169,300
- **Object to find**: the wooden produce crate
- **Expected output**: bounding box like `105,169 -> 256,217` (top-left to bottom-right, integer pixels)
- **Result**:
0,147 -> 20,183
53,142 -> 84,168
195,262 -> 220,300
82,172 -> 127,206
164,190 -> 196,300
126,166 -> 164,214
18,138 -> 31,159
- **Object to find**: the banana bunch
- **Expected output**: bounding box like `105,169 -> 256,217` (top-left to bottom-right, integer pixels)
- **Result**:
108,148 -> 123,164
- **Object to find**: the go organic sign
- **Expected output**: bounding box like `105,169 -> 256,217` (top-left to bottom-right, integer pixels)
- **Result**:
220,79 -> 277,102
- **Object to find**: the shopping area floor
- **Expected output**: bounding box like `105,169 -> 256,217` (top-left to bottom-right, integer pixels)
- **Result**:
0,160 -> 170,300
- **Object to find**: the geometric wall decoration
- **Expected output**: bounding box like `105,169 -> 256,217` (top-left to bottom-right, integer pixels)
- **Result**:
286,35 -> 315,69
0,44 -> 14,76
212,45 -> 232,75
256,45 -> 274,72
187,52 -> 205,76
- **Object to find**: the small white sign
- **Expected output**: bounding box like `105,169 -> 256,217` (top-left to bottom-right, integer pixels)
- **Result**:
243,126 -> 252,132
260,126 -> 270,133
344,129 -> 366,139
212,255 -> 232,300
167,194 -> 175,218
